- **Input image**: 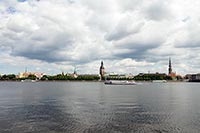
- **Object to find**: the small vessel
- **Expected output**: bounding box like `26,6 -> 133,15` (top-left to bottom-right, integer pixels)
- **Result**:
152,80 -> 167,83
104,80 -> 136,85
21,79 -> 37,82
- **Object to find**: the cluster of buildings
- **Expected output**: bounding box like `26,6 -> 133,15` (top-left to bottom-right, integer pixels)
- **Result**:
137,58 -> 179,80
185,74 -> 200,82
16,71 -> 44,79
1,57 -> 199,82
99,58 -> 175,80
99,61 -> 134,80
99,58 -> 199,82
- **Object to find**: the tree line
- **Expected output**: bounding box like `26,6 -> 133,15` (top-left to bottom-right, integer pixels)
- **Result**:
0,73 -> 182,81
0,74 -> 100,81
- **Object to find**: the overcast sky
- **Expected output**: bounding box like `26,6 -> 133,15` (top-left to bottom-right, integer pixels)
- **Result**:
0,0 -> 200,75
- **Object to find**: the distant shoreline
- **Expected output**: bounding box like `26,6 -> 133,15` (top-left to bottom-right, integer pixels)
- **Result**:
0,80 -> 191,83
0,80 -> 102,82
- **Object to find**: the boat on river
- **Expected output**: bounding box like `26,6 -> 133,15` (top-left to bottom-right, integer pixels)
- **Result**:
21,79 -> 37,83
152,80 -> 167,83
104,80 -> 136,85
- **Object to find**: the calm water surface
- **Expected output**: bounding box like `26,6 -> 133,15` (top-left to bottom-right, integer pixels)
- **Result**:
0,82 -> 200,132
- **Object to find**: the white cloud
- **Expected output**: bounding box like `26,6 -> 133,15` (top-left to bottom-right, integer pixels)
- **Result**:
0,0 -> 200,75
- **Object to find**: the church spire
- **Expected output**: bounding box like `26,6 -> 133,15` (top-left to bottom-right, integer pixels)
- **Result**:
101,61 -> 104,68
168,57 -> 172,75
99,61 -> 105,80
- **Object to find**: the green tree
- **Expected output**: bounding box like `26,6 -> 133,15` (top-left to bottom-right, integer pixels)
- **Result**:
27,74 -> 37,80
41,75 -> 49,81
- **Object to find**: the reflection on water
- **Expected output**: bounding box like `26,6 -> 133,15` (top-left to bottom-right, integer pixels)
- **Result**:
0,82 -> 200,132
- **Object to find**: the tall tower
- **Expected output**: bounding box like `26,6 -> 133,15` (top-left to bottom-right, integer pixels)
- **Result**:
99,61 -> 105,80
168,57 -> 172,75
73,66 -> 77,75
73,66 -> 78,78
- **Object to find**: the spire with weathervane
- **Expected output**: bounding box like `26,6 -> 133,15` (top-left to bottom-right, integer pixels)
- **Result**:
168,57 -> 172,75
99,61 -> 105,80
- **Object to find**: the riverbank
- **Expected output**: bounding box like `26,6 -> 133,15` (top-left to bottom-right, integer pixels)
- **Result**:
0,80 -> 190,83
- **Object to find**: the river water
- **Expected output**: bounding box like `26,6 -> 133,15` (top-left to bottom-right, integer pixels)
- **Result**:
0,82 -> 200,132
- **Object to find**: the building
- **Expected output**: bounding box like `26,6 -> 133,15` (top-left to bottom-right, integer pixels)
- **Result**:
17,72 -> 44,79
138,72 -> 167,77
99,61 -> 105,80
186,74 -> 200,82
135,72 -> 168,80
71,67 -> 78,78
34,72 -> 44,79
168,57 -> 176,79
17,72 -> 31,78
107,73 -> 134,80
184,74 -> 192,80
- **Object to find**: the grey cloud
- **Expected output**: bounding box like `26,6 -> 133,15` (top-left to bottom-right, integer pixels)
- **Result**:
117,41 -> 160,50
111,27 -> 165,60
114,42 -> 160,61
175,33 -> 200,48
106,21 -> 145,41
1,0 -> 167,66
11,42 -> 65,63
10,32 -> 74,62
12,50 -> 65,63
175,41 -> 200,48
144,1 -> 172,21
174,28 -> 200,48
116,0 -> 143,11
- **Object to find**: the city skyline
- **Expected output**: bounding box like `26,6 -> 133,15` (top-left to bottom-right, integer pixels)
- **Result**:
1,0 -> 200,75
0,58 -> 189,77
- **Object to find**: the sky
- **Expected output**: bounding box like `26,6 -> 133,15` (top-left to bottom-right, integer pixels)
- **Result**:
0,0 -> 200,75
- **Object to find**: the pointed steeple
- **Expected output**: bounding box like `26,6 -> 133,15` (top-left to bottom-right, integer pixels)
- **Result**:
168,57 -> 172,75
74,66 -> 77,74
25,67 -> 27,73
100,61 -> 104,69
99,61 -> 105,80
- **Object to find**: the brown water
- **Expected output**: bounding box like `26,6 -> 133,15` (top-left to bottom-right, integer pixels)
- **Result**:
0,82 -> 200,132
